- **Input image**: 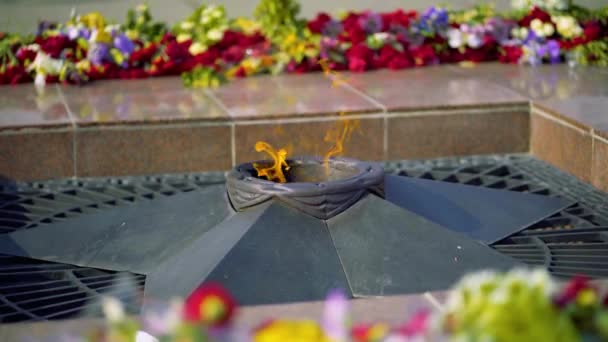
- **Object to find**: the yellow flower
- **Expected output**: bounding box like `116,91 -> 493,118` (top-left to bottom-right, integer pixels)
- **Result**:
233,17 -> 261,35
76,60 -> 91,73
576,289 -> 598,307
125,29 -> 139,41
177,33 -> 192,43
189,42 -> 207,55
79,12 -> 106,30
180,21 -> 195,31
254,320 -> 332,342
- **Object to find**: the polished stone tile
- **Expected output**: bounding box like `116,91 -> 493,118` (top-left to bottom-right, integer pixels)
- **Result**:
234,118 -> 384,164
592,137 -> 608,192
535,96 -> 608,134
343,66 -> 527,111
75,124 -> 231,177
62,80 -> 228,125
236,294 -> 436,329
0,85 -> 72,130
0,130 -> 74,181
209,73 -> 382,119
388,111 -> 529,160
450,63 -> 608,101
531,113 -> 592,182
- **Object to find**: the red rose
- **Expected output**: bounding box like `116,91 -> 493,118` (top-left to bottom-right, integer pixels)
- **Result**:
308,12 -> 332,34
184,282 -> 236,326
583,21 -> 601,42
410,44 -> 437,66
130,44 -> 158,66
341,12 -> 367,44
387,53 -> 413,70
373,45 -> 398,68
519,7 -> 551,27
234,66 -> 247,78
2,64 -> 31,85
346,43 -> 372,71
36,35 -> 73,58
499,45 -> 523,63
222,45 -> 245,64
16,47 -> 37,64
193,47 -> 220,67
160,33 -> 176,44
554,275 -> 593,307
165,40 -> 191,62
381,9 -> 417,31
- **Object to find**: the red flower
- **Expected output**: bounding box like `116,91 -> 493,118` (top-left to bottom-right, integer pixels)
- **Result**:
130,44 -> 158,66
1,64 -> 31,85
519,7 -> 552,27
346,43 -> 373,71
554,275 -> 593,307
583,21 -> 602,42
183,282 -> 236,326
308,12 -> 333,34
222,45 -> 245,64
193,47 -> 220,67
397,309 -> 430,336
160,33 -> 176,44
36,35 -> 73,58
499,45 -> 523,64
341,12 -> 367,44
15,47 -> 37,64
165,40 -> 191,62
410,44 -> 437,66
234,66 -> 247,78
381,9 -> 417,31
387,53 -> 413,70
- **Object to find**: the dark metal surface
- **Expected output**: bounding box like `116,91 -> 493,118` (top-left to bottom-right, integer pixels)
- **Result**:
0,185 -> 231,274
227,158 -> 384,219
0,154 -> 606,323
384,175 -> 572,244
327,195 -> 519,296
204,202 -> 352,305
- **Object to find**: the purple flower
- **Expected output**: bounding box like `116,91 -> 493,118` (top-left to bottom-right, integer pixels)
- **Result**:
486,18 -> 514,44
37,21 -> 57,36
66,26 -> 91,41
359,11 -> 383,34
537,40 -> 561,64
322,289 -> 350,342
322,20 -> 343,38
88,42 -> 110,65
320,37 -> 345,62
418,6 -> 449,35
114,33 -> 135,55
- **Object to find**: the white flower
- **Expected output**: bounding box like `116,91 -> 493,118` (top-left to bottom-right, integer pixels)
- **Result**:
102,297 -> 125,323
553,15 -> 582,39
447,28 -> 464,49
136,331 -> 158,342
180,21 -> 194,30
207,28 -> 224,41
188,42 -> 206,55
28,51 -> 63,74
466,33 -> 483,49
543,23 -> 555,37
34,73 -> 46,87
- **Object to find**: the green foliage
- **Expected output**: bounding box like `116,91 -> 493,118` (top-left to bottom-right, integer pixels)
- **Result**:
173,4 -> 229,48
122,4 -> 168,42
444,270 -> 580,342
449,3 -> 497,24
574,39 -> 608,67
182,66 -> 227,88
568,5 -> 608,23
254,0 -> 304,44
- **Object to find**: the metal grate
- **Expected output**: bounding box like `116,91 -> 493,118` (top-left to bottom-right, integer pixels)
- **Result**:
0,154 -> 606,323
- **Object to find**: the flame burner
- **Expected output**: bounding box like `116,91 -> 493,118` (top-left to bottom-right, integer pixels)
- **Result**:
227,158 -> 385,219
0,156 -> 577,309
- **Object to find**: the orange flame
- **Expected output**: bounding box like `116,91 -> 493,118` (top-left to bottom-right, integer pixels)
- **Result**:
253,141 -> 290,183
323,113 -> 360,170
318,58 -> 348,88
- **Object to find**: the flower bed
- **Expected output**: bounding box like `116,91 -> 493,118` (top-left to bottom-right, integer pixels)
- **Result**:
51,269 -> 608,341
0,0 -> 607,87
